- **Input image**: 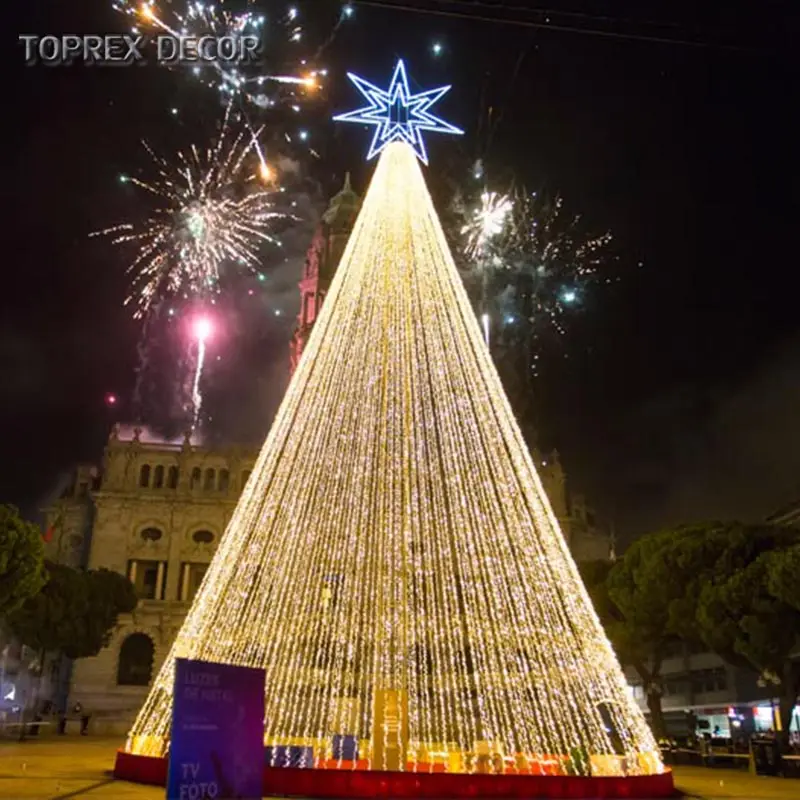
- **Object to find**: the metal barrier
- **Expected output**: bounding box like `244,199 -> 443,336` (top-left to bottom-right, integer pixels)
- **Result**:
661,746 -> 800,778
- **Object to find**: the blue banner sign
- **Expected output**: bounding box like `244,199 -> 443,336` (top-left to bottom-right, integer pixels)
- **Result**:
167,658 -> 265,799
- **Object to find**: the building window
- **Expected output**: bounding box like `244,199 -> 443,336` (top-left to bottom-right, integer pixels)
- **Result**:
153,465 -> 164,489
218,469 -> 230,491
691,667 -> 728,693
190,467 -> 202,489
139,464 -> 151,488
167,466 -> 179,489
128,559 -> 165,600
140,527 -> 163,543
76,481 -> 89,498
180,563 -> 209,602
117,633 -> 154,686
241,469 -> 252,488
192,529 -> 215,545
203,468 -> 216,491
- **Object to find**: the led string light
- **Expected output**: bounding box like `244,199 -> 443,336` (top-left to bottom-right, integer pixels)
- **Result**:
125,141 -> 663,777
333,59 -> 464,165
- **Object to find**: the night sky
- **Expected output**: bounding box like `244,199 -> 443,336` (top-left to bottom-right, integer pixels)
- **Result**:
6,1 -> 799,542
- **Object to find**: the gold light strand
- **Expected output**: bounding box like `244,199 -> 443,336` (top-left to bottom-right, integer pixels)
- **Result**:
125,142 -> 663,777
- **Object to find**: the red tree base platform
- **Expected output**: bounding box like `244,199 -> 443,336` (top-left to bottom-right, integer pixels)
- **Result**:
114,749 -> 674,798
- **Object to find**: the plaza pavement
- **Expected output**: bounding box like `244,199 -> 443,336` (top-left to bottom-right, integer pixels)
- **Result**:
0,736 -> 798,799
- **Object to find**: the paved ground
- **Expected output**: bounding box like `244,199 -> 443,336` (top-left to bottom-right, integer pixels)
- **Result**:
0,737 -> 798,799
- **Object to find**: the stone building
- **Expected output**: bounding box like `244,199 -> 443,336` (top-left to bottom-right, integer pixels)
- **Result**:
42,424 -> 256,733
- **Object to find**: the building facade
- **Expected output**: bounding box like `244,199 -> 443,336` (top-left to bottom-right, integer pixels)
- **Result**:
41,425 -> 256,733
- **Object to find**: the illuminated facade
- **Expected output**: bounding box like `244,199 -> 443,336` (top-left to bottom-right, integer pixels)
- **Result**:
43,425 -> 255,732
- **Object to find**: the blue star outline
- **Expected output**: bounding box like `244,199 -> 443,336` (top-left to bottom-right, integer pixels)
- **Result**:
333,60 -> 463,165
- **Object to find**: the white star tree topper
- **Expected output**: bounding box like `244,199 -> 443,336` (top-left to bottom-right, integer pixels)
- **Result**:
333,60 -> 463,165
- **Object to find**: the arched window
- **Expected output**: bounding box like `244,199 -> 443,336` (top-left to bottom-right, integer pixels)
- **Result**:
140,527 -> 163,543
190,467 -> 202,489
192,529 -> 215,545
218,469 -> 230,491
167,466 -> 179,489
152,465 -> 164,489
203,468 -> 216,491
241,470 -> 252,488
117,633 -> 155,686
139,464 -> 151,488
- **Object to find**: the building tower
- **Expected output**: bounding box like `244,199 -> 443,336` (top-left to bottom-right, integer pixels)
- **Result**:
290,174 -> 361,373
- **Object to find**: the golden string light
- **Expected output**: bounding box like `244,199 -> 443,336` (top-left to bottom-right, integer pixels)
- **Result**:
125,141 -> 664,778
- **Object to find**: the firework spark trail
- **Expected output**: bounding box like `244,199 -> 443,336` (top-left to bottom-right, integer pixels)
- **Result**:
115,0 -> 323,106
191,337 -> 207,427
92,102 -> 290,318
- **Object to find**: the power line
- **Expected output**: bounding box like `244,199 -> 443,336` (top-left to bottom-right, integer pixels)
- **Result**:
351,0 -> 761,52
402,0 -> 686,32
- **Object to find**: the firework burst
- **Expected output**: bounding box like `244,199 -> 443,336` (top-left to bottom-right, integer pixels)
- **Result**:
93,103 -> 288,318
114,0 -> 332,107
458,186 -> 613,336
493,190 -> 614,336
462,190 -> 514,260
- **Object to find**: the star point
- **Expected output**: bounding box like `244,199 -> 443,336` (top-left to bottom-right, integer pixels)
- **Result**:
333,59 -> 463,165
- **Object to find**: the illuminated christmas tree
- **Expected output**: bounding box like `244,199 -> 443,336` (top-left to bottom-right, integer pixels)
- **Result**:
123,62 -> 664,781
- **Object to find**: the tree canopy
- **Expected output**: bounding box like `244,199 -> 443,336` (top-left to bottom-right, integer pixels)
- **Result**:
0,505 -> 46,618
765,542 -> 800,612
582,521 -> 800,747
694,525 -> 800,742
8,562 -> 138,660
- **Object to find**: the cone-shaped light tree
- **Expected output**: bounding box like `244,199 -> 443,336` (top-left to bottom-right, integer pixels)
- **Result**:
126,56 -> 664,776
124,139 -> 663,776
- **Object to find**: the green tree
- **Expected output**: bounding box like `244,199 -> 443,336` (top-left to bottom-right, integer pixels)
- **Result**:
694,525 -> 800,747
582,523 -> 800,746
582,524 -> 730,739
0,505 -> 46,618
8,562 -> 138,661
